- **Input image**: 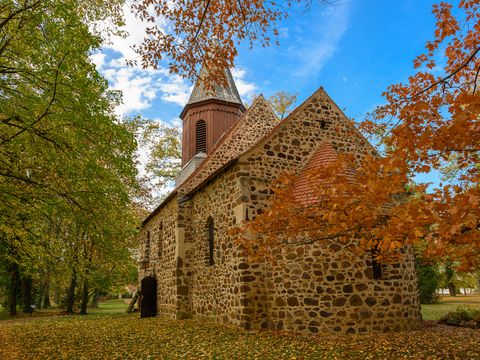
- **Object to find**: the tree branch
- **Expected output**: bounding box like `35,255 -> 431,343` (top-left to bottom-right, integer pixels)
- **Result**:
0,52 -> 67,145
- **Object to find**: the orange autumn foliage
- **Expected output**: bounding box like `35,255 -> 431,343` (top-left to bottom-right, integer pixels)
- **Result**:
134,1 -> 479,269
132,0 -> 322,88
233,1 -> 480,270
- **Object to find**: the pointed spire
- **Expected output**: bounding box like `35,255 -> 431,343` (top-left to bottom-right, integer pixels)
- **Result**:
187,64 -> 243,106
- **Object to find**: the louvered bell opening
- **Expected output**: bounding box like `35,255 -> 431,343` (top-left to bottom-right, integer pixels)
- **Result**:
195,120 -> 207,154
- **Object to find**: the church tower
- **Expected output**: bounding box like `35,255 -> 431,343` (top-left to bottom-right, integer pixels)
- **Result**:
179,66 -> 245,167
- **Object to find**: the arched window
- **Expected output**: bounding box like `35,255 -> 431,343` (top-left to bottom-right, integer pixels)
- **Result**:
371,249 -> 382,280
157,222 -> 163,258
145,231 -> 151,260
207,217 -> 214,266
195,120 -> 207,154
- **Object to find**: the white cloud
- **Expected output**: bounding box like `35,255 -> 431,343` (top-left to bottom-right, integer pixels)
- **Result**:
293,5 -> 350,78
103,66 -> 159,115
89,3 -> 193,116
232,67 -> 257,101
90,52 -> 106,69
158,76 -> 193,106
103,3 -> 152,61
90,3 -> 258,116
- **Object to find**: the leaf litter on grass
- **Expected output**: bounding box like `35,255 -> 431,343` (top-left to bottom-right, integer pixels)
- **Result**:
0,315 -> 479,359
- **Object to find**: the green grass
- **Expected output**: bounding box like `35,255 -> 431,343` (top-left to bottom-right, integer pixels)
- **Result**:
89,299 -> 129,315
421,294 -> 480,320
0,299 -> 129,321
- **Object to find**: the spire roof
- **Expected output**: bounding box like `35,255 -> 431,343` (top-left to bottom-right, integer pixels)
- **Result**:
187,65 -> 243,106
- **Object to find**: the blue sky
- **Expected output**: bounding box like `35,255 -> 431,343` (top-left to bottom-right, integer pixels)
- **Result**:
92,0 -> 439,124
91,0 -> 442,187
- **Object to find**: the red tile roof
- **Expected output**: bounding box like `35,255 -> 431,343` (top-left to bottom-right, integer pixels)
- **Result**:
293,142 -> 355,206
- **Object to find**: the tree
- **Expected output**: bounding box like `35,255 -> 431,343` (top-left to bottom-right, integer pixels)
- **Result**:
0,0 -> 141,315
141,121 -> 182,189
416,260 -> 440,304
132,0 -> 334,87
444,262 -> 457,297
268,92 -> 298,120
232,1 -> 480,269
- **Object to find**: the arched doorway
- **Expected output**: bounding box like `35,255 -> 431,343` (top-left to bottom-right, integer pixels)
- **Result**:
140,276 -> 157,318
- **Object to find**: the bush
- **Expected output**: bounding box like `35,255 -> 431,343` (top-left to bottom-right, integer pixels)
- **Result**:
439,306 -> 480,328
416,262 -> 440,304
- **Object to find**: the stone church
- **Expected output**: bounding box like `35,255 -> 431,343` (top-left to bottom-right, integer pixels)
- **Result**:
137,66 -> 422,334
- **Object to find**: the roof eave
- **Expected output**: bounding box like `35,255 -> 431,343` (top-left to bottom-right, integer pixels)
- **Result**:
141,190 -> 177,227
179,98 -> 245,119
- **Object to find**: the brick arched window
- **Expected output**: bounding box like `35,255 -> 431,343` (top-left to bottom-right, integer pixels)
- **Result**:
207,217 -> 214,266
195,120 -> 207,154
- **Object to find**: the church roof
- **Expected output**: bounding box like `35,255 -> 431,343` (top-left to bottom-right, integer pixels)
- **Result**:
142,85 -> 380,226
292,142 -> 355,206
186,65 -> 243,106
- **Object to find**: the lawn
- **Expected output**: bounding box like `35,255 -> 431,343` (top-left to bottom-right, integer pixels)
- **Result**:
421,294 -> 480,321
0,299 -> 479,360
0,299 -> 129,321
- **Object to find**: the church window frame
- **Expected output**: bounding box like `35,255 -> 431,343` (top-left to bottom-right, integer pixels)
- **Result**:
195,120 -> 207,154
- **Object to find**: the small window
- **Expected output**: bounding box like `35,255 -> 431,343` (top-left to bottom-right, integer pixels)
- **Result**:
371,249 -> 382,280
207,217 -> 214,266
158,222 -> 163,258
145,231 -> 151,260
195,120 -> 207,154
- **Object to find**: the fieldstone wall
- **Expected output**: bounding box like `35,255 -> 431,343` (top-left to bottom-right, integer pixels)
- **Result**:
261,243 -> 420,334
137,86 -> 422,334
183,166 -> 248,326
240,88 -> 378,179
233,87 -> 421,333
138,196 -> 179,318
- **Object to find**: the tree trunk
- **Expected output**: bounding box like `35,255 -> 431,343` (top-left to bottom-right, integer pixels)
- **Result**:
445,263 -> 456,297
90,289 -> 100,308
36,271 -> 48,309
66,270 -> 77,314
36,285 -> 44,310
42,279 -> 51,308
448,283 -> 456,296
53,283 -> 60,306
8,261 -> 19,316
80,280 -> 89,315
21,276 -> 33,313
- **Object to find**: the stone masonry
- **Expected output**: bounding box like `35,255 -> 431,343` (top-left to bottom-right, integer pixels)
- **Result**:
137,67 -> 422,334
